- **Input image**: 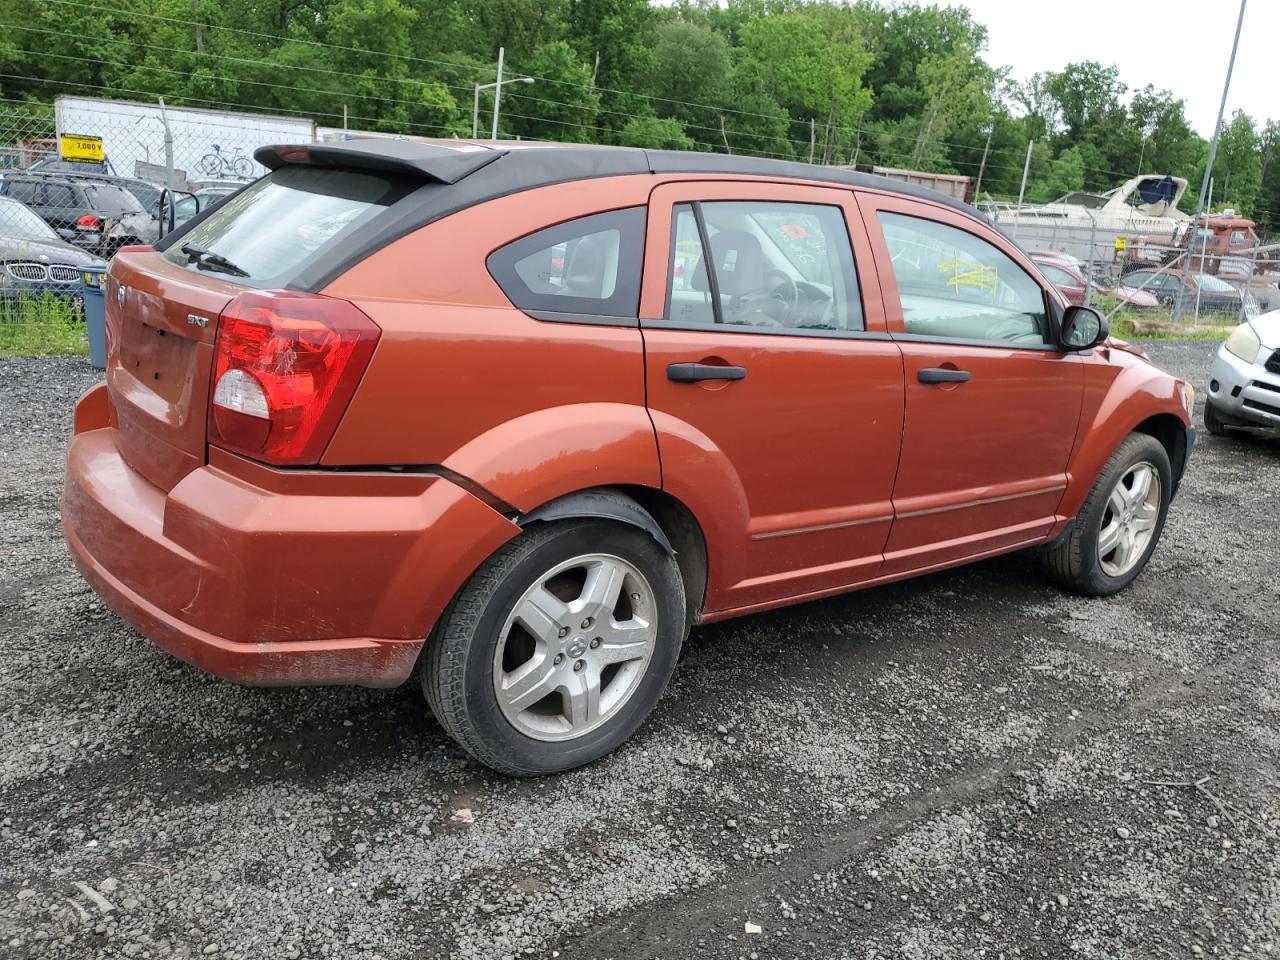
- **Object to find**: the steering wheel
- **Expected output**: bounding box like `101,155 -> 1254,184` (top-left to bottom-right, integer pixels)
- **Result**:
762,268 -> 798,323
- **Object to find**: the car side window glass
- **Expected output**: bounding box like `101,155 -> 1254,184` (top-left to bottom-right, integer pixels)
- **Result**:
46,184 -> 76,208
488,207 -> 646,319
664,200 -> 864,333
6,181 -> 40,205
877,212 -> 1048,346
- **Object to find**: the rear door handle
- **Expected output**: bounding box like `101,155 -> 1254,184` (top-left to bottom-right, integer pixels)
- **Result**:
667,362 -> 747,383
918,367 -> 971,384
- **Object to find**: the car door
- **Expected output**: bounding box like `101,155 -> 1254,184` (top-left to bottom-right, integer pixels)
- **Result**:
640,181 -> 905,614
856,191 -> 1084,574
41,181 -> 81,231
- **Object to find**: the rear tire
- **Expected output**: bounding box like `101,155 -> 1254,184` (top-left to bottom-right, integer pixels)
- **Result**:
423,519 -> 686,776
1041,433 -> 1171,596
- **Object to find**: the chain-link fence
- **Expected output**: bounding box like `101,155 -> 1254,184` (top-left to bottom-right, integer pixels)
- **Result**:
979,191 -> 1279,333
0,92 -> 386,350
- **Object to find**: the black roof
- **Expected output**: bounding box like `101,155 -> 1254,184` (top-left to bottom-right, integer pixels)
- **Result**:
221,141 -> 986,292
254,140 -> 976,217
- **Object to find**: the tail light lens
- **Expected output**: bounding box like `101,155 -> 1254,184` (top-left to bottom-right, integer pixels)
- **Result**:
208,290 -> 380,465
76,214 -> 102,230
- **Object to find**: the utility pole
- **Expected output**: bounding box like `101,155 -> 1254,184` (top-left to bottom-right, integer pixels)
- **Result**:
974,126 -> 993,199
808,118 -> 815,164
490,46 -> 505,140
193,0 -> 204,53
1175,0 -> 1247,321
1012,139 -> 1034,239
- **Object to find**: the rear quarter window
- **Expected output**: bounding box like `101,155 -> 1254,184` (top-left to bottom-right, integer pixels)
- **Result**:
487,207 -> 646,319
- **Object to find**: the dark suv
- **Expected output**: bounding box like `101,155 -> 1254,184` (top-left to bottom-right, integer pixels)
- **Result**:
0,173 -> 153,257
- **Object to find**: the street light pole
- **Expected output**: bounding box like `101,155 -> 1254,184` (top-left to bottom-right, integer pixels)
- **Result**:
471,49 -> 535,141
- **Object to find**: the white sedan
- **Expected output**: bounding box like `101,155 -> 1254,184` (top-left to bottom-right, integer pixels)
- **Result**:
1205,312 -> 1280,434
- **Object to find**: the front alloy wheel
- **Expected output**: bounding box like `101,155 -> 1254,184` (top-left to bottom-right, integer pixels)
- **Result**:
1040,432 -> 1172,596
1097,462 -> 1161,578
423,519 -> 686,776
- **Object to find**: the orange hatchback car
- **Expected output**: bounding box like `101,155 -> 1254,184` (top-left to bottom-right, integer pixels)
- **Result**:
63,141 -> 1195,774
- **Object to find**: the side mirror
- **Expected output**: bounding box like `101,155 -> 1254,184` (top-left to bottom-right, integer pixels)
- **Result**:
1060,305 -> 1108,351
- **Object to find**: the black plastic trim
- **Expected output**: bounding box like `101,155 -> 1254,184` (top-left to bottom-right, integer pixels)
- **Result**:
892,332 -> 1062,353
518,488 -> 675,555
642,317 -> 893,341
524,309 -> 640,328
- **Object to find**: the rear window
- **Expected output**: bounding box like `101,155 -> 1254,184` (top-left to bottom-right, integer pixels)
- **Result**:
85,184 -> 144,214
161,165 -> 412,288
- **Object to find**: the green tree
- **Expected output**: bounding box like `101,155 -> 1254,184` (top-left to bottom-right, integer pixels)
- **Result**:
505,42 -> 600,142
618,115 -> 694,150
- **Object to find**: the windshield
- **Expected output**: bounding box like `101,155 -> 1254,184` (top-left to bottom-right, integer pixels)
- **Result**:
161,166 -> 410,287
85,184 -> 145,215
1194,274 -> 1235,293
0,198 -> 58,241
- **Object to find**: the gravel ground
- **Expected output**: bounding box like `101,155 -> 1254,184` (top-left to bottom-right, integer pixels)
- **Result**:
1,341 -> 1278,960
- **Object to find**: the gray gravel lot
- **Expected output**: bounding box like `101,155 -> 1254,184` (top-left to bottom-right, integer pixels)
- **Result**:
1,340 -> 1278,959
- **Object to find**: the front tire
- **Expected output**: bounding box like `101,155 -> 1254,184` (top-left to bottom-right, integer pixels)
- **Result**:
423,519 -> 686,775
1041,433 -> 1171,596
1203,401 -> 1230,437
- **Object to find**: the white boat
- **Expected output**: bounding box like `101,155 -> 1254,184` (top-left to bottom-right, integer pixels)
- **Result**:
986,174 -> 1190,264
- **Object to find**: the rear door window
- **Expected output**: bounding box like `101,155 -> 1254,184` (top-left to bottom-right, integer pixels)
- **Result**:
663,200 -> 863,333
45,183 -> 77,209
161,165 -> 414,288
487,207 -> 646,319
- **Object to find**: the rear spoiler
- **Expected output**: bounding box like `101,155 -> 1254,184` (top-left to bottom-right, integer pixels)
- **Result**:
254,141 -> 503,185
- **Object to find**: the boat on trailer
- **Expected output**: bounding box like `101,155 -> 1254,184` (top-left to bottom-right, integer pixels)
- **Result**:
986,174 -> 1190,265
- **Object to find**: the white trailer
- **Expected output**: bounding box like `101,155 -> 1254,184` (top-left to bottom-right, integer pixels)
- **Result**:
53,95 -> 315,186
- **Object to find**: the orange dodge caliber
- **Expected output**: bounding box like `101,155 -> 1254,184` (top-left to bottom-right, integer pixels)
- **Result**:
63,140 -> 1196,774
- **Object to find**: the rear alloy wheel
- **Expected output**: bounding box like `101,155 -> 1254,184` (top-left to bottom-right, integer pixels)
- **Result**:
1041,432 -> 1172,596
423,519 -> 685,775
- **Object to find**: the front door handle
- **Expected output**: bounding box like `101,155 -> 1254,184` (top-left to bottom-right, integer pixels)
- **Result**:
667,362 -> 747,383
918,367 -> 971,384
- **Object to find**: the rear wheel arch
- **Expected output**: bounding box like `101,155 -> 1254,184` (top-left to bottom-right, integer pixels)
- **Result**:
518,485 -> 709,626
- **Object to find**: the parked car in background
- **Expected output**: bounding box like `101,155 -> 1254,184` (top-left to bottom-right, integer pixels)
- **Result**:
1117,267 -> 1254,316
1204,312 -> 1280,434
63,140 -> 1196,776
0,195 -> 105,306
0,173 -> 153,257
1031,254 -> 1158,310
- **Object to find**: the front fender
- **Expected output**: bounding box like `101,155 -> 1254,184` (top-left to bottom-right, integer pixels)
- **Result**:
442,402 -> 661,513
1059,351 -> 1190,521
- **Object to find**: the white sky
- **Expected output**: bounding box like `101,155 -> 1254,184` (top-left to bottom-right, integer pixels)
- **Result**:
937,0 -> 1265,136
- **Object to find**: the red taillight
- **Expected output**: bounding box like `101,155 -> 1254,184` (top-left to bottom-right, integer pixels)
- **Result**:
75,214 -> 102,230
208,290 -> 380,465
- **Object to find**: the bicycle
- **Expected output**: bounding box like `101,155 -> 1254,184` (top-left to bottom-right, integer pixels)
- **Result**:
197,144 -> 253,179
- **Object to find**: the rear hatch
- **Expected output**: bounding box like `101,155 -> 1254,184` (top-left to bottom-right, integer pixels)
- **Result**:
102,159 -> 433,492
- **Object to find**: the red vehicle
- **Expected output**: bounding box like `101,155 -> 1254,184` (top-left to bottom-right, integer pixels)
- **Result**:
62,141 -> 1196,774
1031,253 -> 1158,310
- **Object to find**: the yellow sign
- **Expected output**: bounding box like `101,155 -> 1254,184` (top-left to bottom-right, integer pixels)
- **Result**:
1114,237 -> 1127,251
59,133 -> 104,163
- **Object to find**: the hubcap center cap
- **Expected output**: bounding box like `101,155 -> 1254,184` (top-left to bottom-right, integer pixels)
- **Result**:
566,635 -> 589,658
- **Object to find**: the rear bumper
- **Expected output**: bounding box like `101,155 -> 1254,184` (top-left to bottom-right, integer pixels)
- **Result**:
62,386 -> 520,687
